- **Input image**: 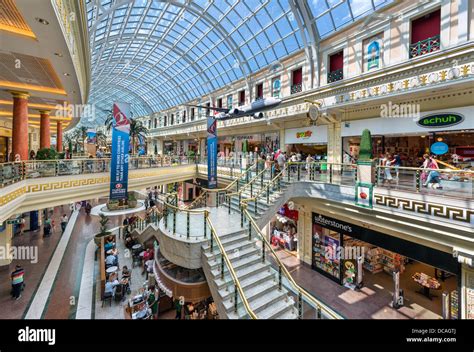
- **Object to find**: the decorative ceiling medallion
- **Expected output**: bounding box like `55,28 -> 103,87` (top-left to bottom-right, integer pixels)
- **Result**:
410,77 -> 420,88
448,67 -> 460,80
428,72 -> 439,84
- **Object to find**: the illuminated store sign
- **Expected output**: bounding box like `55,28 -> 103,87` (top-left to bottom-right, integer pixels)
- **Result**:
417,113 -> 464,128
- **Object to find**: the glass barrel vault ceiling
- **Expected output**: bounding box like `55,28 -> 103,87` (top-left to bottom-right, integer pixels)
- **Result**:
86,0 -> 392,124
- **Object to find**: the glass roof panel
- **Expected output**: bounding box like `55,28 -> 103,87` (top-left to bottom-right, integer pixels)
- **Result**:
86,0 -> 391,124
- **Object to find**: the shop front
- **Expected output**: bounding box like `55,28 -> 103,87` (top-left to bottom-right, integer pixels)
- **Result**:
269,203 -> 299,254
342,107 -> 474,168
285,125 -> 328,157
0,136 -> 8,162
218,132 -> 279,156
163,141 -> 177,155
311,212 -> 461,319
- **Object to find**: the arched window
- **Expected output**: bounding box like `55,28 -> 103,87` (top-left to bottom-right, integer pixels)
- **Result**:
272,77 -> 281,98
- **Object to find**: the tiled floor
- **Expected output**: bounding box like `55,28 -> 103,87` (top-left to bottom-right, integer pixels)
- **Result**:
0,206 -> 67,319
276,250 -> 457,319
93,230 -> 147,319
42,199 -> 125,319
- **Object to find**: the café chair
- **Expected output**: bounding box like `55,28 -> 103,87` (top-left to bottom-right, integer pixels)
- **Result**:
102,292 -> 113,307
114,284 -> 124,302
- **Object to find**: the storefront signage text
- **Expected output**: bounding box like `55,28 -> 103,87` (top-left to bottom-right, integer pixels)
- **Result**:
313,213 -> 352,233
296,131 -> 313,139
417,113 -> 464,128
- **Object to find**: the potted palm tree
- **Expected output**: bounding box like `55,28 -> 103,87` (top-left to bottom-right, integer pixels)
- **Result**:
127,192 -> 138,208
94,213 -> 111,246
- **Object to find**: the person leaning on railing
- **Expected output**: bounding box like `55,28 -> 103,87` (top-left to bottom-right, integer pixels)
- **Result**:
421,154 -> 443,189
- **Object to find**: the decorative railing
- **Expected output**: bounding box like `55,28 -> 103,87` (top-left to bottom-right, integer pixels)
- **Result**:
291,83 -> 303,94
0,156 -> 195,188
327,68 -> 343,83
409,34 -> 441,59
376,165 -> 473,198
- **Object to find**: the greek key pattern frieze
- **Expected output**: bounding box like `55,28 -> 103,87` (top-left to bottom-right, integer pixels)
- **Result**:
27,177 -> 110,193
0,186 -> 27,207
374,194 -> 473,224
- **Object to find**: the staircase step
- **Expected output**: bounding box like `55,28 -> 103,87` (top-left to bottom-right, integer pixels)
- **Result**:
206,246 -> 259,269
209,254 -> 262,278
202,232 -> 248,252
222,287 -> 288,315
212,262 -> 271,290
217,269 -> 275,300
257,297 -> 297,319
219,276 -> 276,304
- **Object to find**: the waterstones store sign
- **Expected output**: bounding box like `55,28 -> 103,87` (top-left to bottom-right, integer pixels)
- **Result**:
313,213 -> 353,233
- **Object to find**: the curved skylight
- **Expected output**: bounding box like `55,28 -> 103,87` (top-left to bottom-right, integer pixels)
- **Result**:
86,0 -> 392,124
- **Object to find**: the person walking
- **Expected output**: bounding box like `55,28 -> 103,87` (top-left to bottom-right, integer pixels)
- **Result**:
60,214 -> 69,234
11,265 -> 25,300
393,152 -> 402,181
382,154 -> 393,184
19,216 -> 26,235
144,198 -> 150,210
276,151 -> 286,172
69,203 -> 75,215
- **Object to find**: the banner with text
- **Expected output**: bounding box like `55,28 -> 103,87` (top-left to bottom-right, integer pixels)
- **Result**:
207,117 -> 218,189
110,102 -> 131,200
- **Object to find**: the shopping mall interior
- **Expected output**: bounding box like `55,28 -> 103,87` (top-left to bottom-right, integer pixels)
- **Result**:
0,0 -> 473,323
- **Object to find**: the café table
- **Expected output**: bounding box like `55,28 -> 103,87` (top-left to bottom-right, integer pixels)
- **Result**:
106,266 -> 118,274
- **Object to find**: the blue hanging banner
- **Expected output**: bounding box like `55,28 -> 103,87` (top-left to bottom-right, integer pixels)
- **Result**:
110,102 -> 131,200
207,117 -> 218,189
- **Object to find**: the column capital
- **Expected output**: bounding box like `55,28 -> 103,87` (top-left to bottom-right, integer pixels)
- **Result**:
9,91 -> 30,99
38,110 -> 51,115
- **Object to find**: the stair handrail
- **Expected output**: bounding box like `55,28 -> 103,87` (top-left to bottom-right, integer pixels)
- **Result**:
206,216 -> 258,319
242,206 -> 344,320
240,167 -> 286,206
226,164 -> 273,199
185,162 -> 258,210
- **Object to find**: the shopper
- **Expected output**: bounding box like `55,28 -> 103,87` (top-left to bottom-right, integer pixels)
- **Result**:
144,198 -> 149,210
147,286 -> 160,319
423,155 -> 442,189
175,298 -> 184,319
43,218 -> 52,237
60,214 -> 69,234
11,265 -> 25,300
393,152 -> 402,180
382,154 -> 393,183
19,216 -> 26,235
29,150 -> 36,160
276,151 -> 286,172
69,203 -> 75,215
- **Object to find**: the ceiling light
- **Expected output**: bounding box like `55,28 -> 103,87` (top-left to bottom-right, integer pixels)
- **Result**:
54,53 -> 63,57
63,73 -> 70,76
35,18 -> 49,25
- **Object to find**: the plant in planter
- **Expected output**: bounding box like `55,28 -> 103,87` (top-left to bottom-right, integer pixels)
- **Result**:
94,213 -> 111,245
357,129 -> 376,184
127,192 -> 138,208
107,199 -> 119,211
36,147 -> 58,161
359,129 -> 374,161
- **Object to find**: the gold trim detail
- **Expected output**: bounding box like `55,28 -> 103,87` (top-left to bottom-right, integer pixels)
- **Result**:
374,194 -> 473,224
0,186 -> 26,206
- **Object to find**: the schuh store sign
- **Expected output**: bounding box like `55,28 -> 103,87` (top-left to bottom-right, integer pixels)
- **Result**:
417,113 -> 464,128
